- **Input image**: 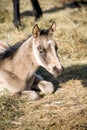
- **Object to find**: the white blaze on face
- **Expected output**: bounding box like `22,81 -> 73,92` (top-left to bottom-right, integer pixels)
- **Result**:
47,40 -> 53,45
33,40 -> 44,66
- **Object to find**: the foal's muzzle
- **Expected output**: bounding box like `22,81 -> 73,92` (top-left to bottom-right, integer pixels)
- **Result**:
53,66 -> 64,77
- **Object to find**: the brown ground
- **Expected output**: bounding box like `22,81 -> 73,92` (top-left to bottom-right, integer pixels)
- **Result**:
0,0 -> 87,130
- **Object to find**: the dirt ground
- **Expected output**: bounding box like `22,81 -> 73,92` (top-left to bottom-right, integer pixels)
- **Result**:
0,0 -> 87,130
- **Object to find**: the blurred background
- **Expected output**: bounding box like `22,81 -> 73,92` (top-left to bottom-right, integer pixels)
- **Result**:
0,0 -> 87,130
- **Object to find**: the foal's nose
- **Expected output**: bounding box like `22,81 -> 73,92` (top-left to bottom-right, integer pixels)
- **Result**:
53,66 -> 64,74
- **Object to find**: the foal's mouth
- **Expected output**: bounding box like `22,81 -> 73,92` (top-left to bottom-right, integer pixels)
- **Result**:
53,72 -> 62,78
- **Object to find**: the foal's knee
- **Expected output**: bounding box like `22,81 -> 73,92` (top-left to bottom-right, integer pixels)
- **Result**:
38,81 -> 54,94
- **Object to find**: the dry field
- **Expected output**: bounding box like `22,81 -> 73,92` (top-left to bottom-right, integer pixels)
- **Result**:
0,0 -> 87,130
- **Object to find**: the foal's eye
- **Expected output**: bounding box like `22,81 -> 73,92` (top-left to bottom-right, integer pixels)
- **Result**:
37,45 -> 46,58
38,46 -> 45,54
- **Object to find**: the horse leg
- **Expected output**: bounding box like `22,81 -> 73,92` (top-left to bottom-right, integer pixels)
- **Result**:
31,73 -> 43,91
16,74 -> 39,100
32,74 -> 54,94
30,0 -> 42,20
22,73 -> 54,100
19,90 -> 39,100
38,80 -> 54,94
12,0 -> 21,28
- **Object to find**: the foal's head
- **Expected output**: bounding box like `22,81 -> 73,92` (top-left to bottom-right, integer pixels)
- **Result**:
32,22 -> 63,78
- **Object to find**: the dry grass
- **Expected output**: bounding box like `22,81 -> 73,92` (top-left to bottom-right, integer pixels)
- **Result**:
0,0 -> 87,130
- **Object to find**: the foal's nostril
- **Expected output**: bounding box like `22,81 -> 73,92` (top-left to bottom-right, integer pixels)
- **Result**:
53,66 -> 59,72
53,66 -> 64,74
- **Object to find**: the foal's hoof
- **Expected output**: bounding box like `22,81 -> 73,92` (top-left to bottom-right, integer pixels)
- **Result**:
21,90 -> 39,100
29,91 -> 39,100
38,81 -> 54,94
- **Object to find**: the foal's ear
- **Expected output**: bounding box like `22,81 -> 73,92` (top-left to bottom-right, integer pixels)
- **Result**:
32,24 -> 40,38
49,21 -> 56,35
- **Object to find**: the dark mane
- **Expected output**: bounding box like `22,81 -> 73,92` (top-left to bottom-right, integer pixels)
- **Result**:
0,29 -> 48,60
0,35 -> 31,60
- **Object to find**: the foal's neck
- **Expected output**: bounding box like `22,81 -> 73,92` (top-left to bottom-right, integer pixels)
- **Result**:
13,37 -> 39,80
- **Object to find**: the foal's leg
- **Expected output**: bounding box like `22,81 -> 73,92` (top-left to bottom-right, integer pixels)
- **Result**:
33,74 -> 54,94
31,0 -> 42,20
38,80 -> 54,94
20,75 -> 39,100
12,0 -> 21,28
19,90 -> 39,100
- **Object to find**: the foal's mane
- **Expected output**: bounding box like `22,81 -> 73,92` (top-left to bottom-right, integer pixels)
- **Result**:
0,36 -> 30,60
0,29 -> 49,60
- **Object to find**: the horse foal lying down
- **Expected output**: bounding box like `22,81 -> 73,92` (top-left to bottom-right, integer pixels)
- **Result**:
0,22 -> 63,100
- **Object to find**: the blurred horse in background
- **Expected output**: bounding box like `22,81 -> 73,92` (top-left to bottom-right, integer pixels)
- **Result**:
12,0 -> 42,28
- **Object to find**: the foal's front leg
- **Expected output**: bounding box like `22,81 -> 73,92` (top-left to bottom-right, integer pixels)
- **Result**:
20,90 -> 39,100
33,74 -> 54,94
20,75 -> 39,100
21,74 -> 54,100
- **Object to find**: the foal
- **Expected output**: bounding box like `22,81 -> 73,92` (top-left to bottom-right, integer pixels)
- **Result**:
0,22 -> 63,100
